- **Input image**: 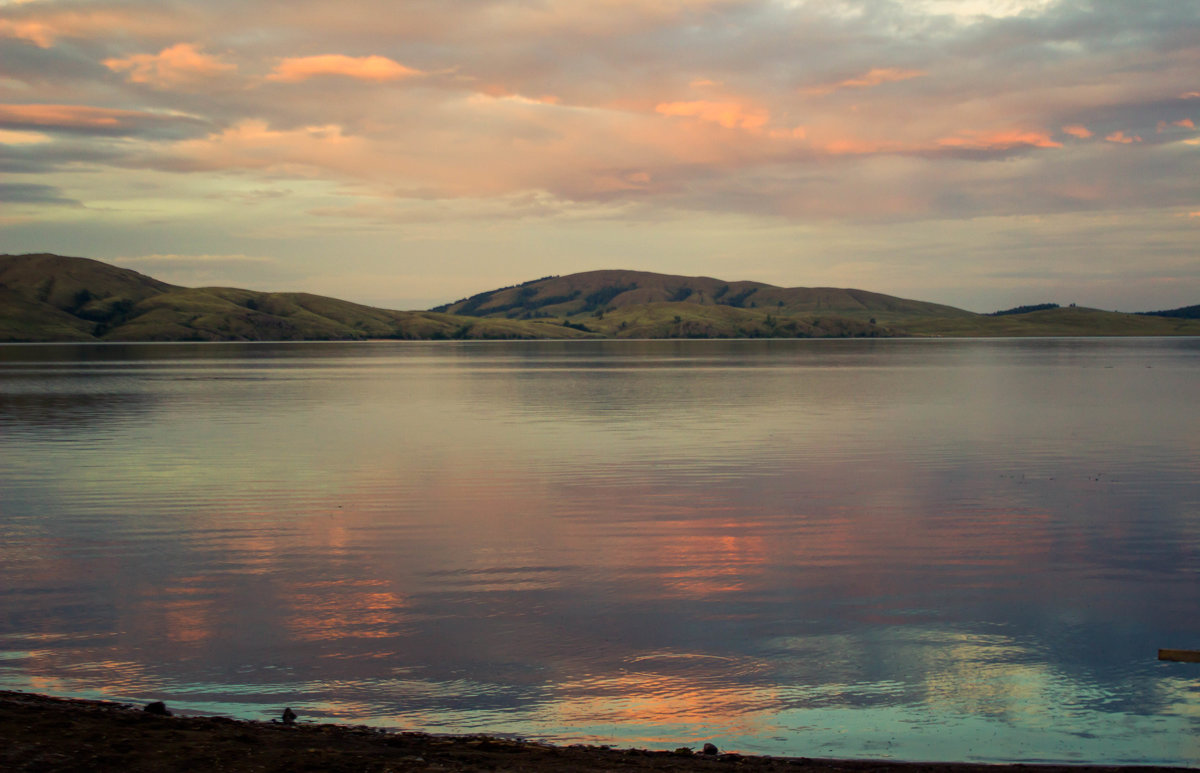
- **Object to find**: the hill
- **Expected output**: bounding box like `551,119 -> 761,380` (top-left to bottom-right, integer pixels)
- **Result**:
432,269 -> 973,324
2,254 -> 1197,342
904,305 -> 1200,337
1137,304 -> 1200,320
0,254 -> 590,342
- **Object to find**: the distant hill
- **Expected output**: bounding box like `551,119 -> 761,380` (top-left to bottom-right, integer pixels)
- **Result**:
0,254 -> 590,342
1137,304 -> 1200,320
903,305 -> 1200,337
432,269 -> 974,324
2,254 -> 1198,342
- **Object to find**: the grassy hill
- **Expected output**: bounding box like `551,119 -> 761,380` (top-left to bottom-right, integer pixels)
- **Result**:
904,305 -> 1200,337
433,269 -> 973,325
0,254 -> 590,342
2,254 -> 1197,342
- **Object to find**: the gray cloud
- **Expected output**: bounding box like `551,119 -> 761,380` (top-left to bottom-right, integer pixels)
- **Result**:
0,182 -> 82,206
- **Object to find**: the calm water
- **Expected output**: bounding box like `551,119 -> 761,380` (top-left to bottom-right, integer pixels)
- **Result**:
1,338 -> 1198,764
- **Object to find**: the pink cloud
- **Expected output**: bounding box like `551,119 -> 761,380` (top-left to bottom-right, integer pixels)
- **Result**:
104,43 -> 236,89
655,100 -> 769,130
1105,131 -> 1142,144
937,129 -> 1062,150
268,55 -> 421,83
804,68 -> 926,96
1061,124 -> 1092,138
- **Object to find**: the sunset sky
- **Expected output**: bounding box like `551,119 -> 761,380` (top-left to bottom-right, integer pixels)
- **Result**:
1,0 -> 1196,312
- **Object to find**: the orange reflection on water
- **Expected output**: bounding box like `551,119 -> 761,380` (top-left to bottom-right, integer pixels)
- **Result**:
545,662 -> 778,744
640,520 -> 770,599
285,579 -> 410,643
160,578 -> 217,644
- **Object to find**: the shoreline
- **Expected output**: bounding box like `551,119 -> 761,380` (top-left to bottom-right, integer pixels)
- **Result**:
2,691 -> 1194,773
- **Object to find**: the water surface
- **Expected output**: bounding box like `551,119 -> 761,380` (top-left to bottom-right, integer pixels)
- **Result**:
1,338 -> 1198,764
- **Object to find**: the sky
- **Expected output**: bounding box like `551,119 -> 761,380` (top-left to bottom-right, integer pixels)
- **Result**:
0,0 -> 1197,313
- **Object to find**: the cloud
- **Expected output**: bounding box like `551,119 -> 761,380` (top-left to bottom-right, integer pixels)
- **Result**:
1157,118 -> 1195,132
0,18 -> 53,47
1105,131 -> 1142,144
0,103 -> 206,138
0,128 -> 50,144
104,43 -> 236,89
267,55 -> 422,83
0,5 -> 184,48
804,68 -> 927,96
937,129 -> 1061,151
1061,125 -> 1092,139
0,182 -> 81,206
655,100 -> 769,130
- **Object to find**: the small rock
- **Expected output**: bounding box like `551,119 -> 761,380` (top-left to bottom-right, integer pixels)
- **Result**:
674,747 -> 694,755
281,707 -> 297,725
703,742 -> 720,755
143,701 -> 171,716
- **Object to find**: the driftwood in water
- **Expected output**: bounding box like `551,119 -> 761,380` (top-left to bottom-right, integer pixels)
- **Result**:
1158,648 -> 1200,663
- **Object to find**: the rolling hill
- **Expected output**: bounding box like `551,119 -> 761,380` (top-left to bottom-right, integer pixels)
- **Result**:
432,269 -> 973,324
2,254 -> 1197,342
0,254 -> 591,342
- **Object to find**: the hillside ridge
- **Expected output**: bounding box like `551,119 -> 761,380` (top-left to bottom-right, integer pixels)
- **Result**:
2,254 -> 1198,342
432,268 -> 973,323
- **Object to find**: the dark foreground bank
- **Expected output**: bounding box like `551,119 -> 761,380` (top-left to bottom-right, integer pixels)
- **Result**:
1,691 -> 1193,773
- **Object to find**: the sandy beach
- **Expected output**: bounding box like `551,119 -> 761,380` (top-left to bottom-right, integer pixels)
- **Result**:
2,691 -> 1194,773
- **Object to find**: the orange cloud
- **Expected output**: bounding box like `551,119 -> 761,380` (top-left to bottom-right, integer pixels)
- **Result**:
1105,130 -> 1141,144
0,128 -> 50,144
1061,124 -> 1092,138
104,43 -> 236,89
655,100 -> 769,130
161,119 -> 370,179
0,103 -> 156,130
0,19 -> 55,47
1157,118 -> 1194,132
819,137 -> 888,155
0,8 -> 181,48
804,67 -> 926,95
268,54 -> 421,83
937,129 -> 1062,150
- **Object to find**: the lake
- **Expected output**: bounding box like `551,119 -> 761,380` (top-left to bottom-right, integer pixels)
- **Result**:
1,338 -> 1198,764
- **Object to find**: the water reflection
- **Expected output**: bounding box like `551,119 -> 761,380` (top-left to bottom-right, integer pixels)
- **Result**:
0,339 -> 1198,763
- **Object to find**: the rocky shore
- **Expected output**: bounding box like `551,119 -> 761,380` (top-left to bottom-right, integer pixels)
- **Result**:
1,691 -> 1193,773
